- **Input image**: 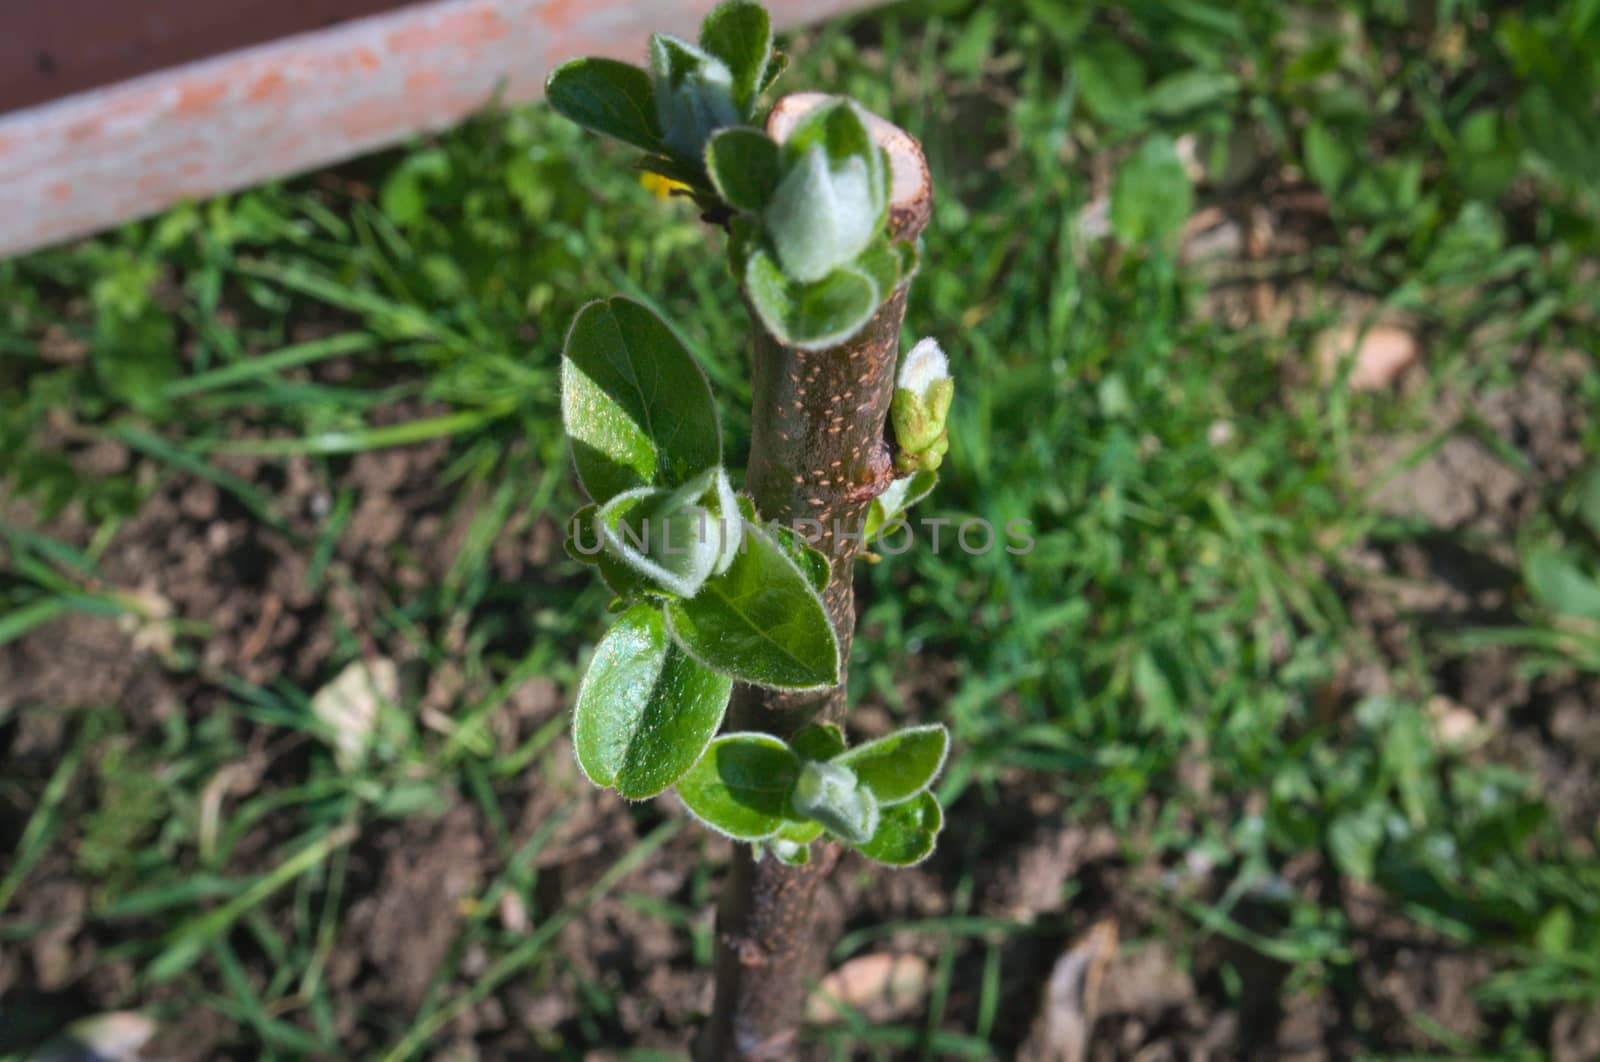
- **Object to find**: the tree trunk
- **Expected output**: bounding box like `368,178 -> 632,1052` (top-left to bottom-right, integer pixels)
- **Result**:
698,94 -> 932,1061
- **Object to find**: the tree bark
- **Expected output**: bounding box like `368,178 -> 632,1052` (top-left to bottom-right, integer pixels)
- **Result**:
698,94 -> 932,1061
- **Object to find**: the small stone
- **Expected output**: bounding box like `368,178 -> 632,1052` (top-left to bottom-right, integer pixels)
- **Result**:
1317,322 -> 1419,391
806,952 -> 930,1024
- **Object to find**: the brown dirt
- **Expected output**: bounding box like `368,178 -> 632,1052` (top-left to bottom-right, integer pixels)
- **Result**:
2,267 -> 1594,1062
4,357 -> 1595,1061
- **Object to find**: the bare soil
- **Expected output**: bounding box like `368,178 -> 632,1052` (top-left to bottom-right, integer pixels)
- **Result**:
2,287 -> 1596,1060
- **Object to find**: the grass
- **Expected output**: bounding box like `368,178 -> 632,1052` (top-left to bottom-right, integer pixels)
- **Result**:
2,0 -> 1599,1057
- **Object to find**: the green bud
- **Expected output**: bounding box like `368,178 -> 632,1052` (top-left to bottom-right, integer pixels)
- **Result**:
891,338 -> 953,473
791,761 -> 878,844
650,34 -> 740,160
764,100 -> 887,283
770,838 -> 811,865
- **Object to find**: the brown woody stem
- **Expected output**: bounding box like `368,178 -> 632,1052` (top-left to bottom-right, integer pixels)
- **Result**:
698,95 -> 933,1061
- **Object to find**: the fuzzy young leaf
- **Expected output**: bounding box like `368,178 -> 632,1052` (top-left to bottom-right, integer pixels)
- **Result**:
561,297 -> 720,505
595,469 -> 741,598
651,35 -> 740,160
703,466 -> 744,575
676,732 -> 802,840
698,0 -> 772,115
764,99 -> 888,283
856,791 -> 942,867
571,503 -> 660,602
706,127 -> 782,211
834,724 -> 948,805
665,522 -> 839,690
790,761 -> 878,844
546,58 -> 663,153
596,549 -> 654,603
597,487 -> 719,598
779,96 -> 880,175
790,723 -> 847,762
864,470 -> 937,542
745,249 -> 879,352
766,145 -> 882,282
573,605 -> 732,799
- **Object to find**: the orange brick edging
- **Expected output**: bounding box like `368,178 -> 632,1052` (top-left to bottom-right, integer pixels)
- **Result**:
0,0 -> 870,257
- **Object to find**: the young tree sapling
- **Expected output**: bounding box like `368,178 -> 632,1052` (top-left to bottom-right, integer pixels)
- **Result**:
546,4 -> 949,1053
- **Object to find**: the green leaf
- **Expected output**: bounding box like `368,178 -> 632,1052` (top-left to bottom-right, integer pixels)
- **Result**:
1525,547 -> 1600,621
833,724 -> 948,805
561,297 -> 721,505
864,471 -> 937,542
546,58 -> 662,153
769,838 -> 812,864
1143,69 -> 1239,117
576,502 -> 671,604
893,240 -> 920,283
665,522 -> 840,690
1303,120 -> 1353,196
573,605 -> 733,799
855,240 -> 902,297
1110,136 -> 1193,244
706,127 -> 782,211
759,51 -> 789,94
791,723 -> 847,762
650,34 -> 740,160
745,250 -> 880,352
564,503 -> 603,566
856,791 -> 942,867
676,733 -> 802,840
791,761 -> 878,844
597,548 -> 654,603
768,522 -> 830,592
777,815 -> 825,845
702,466 -> 744,575
699,0 -> 772,114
